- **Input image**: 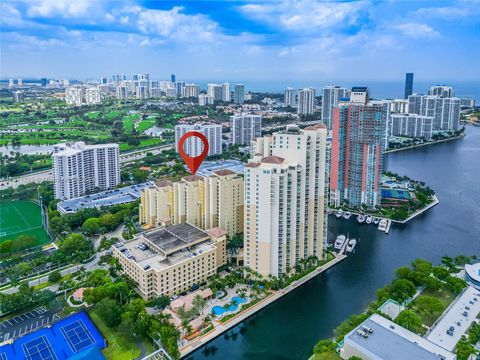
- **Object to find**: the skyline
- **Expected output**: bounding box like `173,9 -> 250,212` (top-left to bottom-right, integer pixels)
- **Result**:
2,0 -> 480,81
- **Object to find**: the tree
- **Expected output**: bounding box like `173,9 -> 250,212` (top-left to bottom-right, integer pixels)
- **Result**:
432,266 -> 450,280
413,296 -> 444,323
395,310 -> 423,334
82,218 -> 100,235
0,240 -> 13,254
98,213 -> 118,231
455,336 -> 478,360
446,276 -> 467,294
390,279 -> 416,303
313,339 -> 335,354
192,295 -> 207,316
96,298 -> 122,327
58,233 -> 93,261
48,271 -> 62,283
411,258 -> 432,274
148,295 -> 170,309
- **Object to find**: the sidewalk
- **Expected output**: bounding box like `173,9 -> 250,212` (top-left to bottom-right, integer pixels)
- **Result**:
179,253 -> 347,358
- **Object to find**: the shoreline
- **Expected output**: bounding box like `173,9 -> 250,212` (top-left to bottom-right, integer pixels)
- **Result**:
384,134 -> 464,154
179,253 -> 347,358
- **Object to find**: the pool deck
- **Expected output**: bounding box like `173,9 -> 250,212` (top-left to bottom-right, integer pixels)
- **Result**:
178,253 -> 347,358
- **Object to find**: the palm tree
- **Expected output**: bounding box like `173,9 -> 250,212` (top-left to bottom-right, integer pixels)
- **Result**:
177,305 -> 190,322
192,294 -> 207,316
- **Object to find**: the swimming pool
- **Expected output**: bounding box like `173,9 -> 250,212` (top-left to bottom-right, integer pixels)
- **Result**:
211,297 -> 247,316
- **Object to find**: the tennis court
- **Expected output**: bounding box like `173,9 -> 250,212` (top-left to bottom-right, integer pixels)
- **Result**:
0,201 -> 50,247
381,188 -> 413,200
0,312 -> 106,360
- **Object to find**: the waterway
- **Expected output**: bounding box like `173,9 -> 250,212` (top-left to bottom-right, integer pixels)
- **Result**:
188,125 -> 480,360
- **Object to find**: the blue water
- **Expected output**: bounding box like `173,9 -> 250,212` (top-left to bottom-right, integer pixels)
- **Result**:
197,80 -> 480,102
212,297 -> 246,316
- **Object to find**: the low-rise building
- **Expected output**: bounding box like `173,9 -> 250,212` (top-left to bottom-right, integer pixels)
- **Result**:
340,313 -> 456,360
112,223 -> 227,300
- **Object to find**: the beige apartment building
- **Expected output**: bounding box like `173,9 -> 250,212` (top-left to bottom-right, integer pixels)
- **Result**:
112,223 -> 227,300
139,170 -> 244,237
244,124 -> 329,277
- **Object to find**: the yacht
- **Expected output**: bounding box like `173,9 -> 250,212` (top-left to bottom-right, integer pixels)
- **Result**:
336,210 -> 344,218
365,215 -> 373,224
343,211 -> 352,220
334,235 -> 347,250
373,217 -> 380,225
357,214 -> 366,223
346,238 -> 357,252
378,219 -> 388,232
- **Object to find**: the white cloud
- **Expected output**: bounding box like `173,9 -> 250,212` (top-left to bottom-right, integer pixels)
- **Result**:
415,1 -> 480,20
26,0 -> 94,18
240,0 -> 368,32
393,23 -> 440,39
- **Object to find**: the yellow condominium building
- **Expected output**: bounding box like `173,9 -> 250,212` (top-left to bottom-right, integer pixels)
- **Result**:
112,223 -> 227,300
139,170 -> 244,237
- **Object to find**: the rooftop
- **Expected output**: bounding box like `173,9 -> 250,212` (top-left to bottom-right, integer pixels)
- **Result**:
144,223 -> 210,255
196,159 -> 245,177
57,182 -> 154,213
426,286 -> 480,351
262,155 -> 284,164
343,313 -> 455,360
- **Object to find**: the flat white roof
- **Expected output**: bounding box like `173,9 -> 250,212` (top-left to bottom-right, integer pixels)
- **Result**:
465,263 -> 480,283
344,313 -> 455,360
426,286 -> 480,351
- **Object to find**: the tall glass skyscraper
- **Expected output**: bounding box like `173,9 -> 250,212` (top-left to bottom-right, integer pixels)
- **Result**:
404,72 -> 414,99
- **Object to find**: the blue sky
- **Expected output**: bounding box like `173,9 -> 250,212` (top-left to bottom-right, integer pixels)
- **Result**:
1,0 -> 479,82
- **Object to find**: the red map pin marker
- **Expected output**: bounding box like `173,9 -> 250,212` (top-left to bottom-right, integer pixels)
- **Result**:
178,131 -> 209,175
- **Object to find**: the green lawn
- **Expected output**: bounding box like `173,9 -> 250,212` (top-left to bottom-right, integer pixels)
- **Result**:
85,111 -> 101,120
0,200 -> 50,246
119,138 -> 163,151
409,288 -> 456,327
137,120 -> 156,133
88,309 -> 141,360
105,111 -> 122,120
122,114 -> 139,133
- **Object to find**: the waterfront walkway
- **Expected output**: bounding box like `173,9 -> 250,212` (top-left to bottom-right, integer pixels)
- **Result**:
384,134 -> 464,154
179,253 -> 347,358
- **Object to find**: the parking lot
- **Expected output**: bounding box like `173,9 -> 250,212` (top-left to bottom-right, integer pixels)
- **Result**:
0,305 -> 61,342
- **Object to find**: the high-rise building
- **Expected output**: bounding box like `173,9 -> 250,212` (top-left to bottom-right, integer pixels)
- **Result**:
284,87 -> 297,108
171,74 -> 176,83
175,82 -> 185,97
429,85 -> 454,98
297,88 -> 316,115
184,84 -> 200,98
230,113 -> 262,145
408,94 -> 461,130
198,94 -> 214,106
40,78 -> 48,87
389,114 -> 433,140
17,79 -> 23,87
13,91 -> 24,103
140,171 -> 243,237
234,84 -> 245,104
116,85 -> 129,99
8,79 -> 14,88
221,83 -> 231,102
207,84 -> 223,101
460,98 -> 475,108
65,85 -> 102,106
52,142 -> 120,200
321,85 -> 348,129
404,73 -> 414,99
244,124 -> 329,277
175,123 -> 222,157
330,103 -> 387,208
349,86 -> 369,104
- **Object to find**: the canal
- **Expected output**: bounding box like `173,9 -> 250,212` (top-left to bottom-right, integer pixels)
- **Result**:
188,125 -> 480,360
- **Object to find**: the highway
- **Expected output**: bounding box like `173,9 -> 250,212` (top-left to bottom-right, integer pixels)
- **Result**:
0,143 -> 174,190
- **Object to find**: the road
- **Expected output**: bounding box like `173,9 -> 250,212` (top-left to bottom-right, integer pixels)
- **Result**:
0,143 -> 174,190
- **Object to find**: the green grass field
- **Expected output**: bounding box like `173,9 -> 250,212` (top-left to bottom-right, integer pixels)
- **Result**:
0,201 -> 50,246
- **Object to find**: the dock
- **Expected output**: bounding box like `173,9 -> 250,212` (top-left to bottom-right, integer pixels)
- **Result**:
385,219 -> 392,234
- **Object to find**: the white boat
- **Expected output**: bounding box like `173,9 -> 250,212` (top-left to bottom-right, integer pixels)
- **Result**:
343,211 -> 352,220
357,214 -> 366,223
334,235 -> 347,250
373,217 -> 380,225
336,210 -> 344,218
365,215 -> 373,224
378,219 -> 388,231
346,238 -> 357,252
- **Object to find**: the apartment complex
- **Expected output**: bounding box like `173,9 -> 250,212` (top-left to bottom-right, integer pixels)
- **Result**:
139,171 -> 244,237
408,94 -> 461,130
174,123 -> 222,157
330,103 -> 387,208
65,85 -> 102,106
389,113 -> 433,140
321,85 -> 348,129
230,113 -> 262,145
297,87 -> 316,115
284,87 -> 297,108
52,142 -> 120,200
113,223 -> 227,300
429,85 -> 454,98
245,124 -> 329,277
234,84 -> 245,104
